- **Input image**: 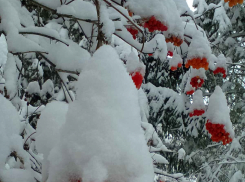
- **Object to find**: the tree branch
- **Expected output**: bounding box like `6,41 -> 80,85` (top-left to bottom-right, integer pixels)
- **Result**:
19,31 -> 69,46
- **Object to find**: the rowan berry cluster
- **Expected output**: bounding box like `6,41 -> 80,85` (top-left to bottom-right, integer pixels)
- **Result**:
206,120 -> 233,145
170,63 -> 182,71
127,27 -> 138,39
144,16 -> 168,32
167,51 -> 173,57
190,76 -> 204,89
189,109 -> 205,117
213,67 -> 226,78
130,72 -> 144,89
186,90 -> 195,95
185,57 -> 209,70
165,36 -> 183,46
224,0 -> 244,7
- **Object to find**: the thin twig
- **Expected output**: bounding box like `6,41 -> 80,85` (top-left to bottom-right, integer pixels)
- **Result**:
19,31 -> 69,46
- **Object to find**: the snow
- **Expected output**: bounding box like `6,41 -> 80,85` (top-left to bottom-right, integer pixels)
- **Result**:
0,94 -> 20,137
143,83 -> 185,116
126,51 -> 145,76
0,95 -> 33,180
138,89 -> 149,123
173,0 -> 194,16
178,148 -> 186,160
36,101 -> 68,182
39,39 -> 90,72
35,0 -> 62,9
3,54 -> 18,98
190,67 -> 206,79
7,32 -> 46,54
141,122 -> 171,153
46,45 -> 154,182
214,54 -> 228,73
189,90 -> 205,112
169,52 -> 182,68
151,153 -> 169,164
57,0 -> 97,20
0,169 -> 34,182
100,3 -> 115,41
26,81 -> 41,95
0,34 -> 8,66
41,79 -> 54,96
213,2 -> 231,32
230,170 -> 243,182
115,30 -> 167,60
206,86 -> 235,138
125,0 -> 184,39
187,31 -> 211,60
112,35 -> 138,61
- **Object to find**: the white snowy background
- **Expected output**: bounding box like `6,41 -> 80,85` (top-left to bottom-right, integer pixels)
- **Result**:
187,0 -> 194,10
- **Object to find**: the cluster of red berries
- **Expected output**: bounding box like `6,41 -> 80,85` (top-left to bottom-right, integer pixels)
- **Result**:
186,90 -> 195,95
213,67 -> 226,78
189,109 -> 205,117
165,36 -> 183,47
190,76 -> 204,89
225,0 -> 244,7
170,63 -> 182,71
130,72 -> 144,89
185,57 -> 209,70
206,120 -> 233,145
127,27 -> 138,39
167,51 -> 173,57
144,16 -> 168,32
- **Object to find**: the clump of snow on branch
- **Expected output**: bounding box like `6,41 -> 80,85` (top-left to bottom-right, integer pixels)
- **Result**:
126,51 -> 145,76
206,86 -> 234,138
45,45 -> 154,182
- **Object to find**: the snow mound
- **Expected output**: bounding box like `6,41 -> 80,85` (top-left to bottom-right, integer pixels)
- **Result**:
46,45 -> 154,182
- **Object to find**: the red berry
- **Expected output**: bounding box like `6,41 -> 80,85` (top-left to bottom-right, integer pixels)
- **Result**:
171,66 -> 177,71
167,51 -> 173,57
130,72 -> 143,89
127,27 -> 138,39
186,90 -> 194,95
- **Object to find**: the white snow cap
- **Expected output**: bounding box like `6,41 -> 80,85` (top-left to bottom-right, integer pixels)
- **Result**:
126,51 -> 145,76
206,86 -> 234,139
190,67 -> 207,79
215,54 -> 228,70
187,31 -> 211,60
46,45 -> 154,182
189,90 -> 205,112
26,81 -> 41,95
178,148 -> 186,160
125,0 -> 184,38
169,52 -> 182,68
